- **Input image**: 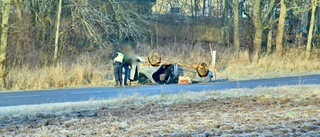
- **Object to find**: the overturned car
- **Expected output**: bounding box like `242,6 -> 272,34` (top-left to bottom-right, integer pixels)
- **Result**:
134,53 -> 213,84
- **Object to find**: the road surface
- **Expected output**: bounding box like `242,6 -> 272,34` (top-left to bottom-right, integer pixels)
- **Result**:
0,75 -> 319,107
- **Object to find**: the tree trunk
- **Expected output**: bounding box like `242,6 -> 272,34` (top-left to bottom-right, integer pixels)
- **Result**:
12,0 -> 22,21
233,0 -> 240,52
267,12 -> 274,54
275,0 -> 286,56
53,0 -> 62,63
253,27 -> 263,59
194,0 -> 198,21
306,0 -> 317,58
13,0 -> 22,22
267,28 -> 273,54
202,0 -> 206,16
252,0 -> 262,60
0,0 -> 11,88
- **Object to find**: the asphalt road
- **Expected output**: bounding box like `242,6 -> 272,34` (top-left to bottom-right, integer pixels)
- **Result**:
0,75 -> 319,107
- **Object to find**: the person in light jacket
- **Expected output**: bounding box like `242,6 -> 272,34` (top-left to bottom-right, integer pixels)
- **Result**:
111,50 -> 124,86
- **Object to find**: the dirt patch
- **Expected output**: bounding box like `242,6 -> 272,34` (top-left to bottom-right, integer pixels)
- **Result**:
1,90 -> 319,136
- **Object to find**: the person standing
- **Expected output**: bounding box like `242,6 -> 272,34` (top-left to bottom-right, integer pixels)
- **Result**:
122,45 -> 133,86
111,50 -> 124,86
122,43 -> 141,86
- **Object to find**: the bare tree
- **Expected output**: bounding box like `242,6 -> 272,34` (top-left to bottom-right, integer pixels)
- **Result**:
12,0 -> 22,21
226,0 -> 240,51
0,0 -> 11,87
267,16 -> 273,54
252,0 -> 263,59
71,0 -> 151,48
306,0 -> 318,58
252,0 -> 276,59
233,0 -> 240,51
276,0 -> 287,56
53,0 -> 62,63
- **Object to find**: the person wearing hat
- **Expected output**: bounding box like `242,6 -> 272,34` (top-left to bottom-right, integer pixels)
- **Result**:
111,49 -> 124,86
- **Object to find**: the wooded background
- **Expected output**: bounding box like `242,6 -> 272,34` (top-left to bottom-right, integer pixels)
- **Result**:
0,0 -> 320,88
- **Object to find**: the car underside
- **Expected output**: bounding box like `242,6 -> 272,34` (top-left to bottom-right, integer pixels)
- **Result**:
129,53 -> 213,85
138,63 -> 213,85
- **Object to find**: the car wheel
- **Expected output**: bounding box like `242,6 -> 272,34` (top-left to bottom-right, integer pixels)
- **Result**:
148,53 -> 161,66
197,62 -> 209,77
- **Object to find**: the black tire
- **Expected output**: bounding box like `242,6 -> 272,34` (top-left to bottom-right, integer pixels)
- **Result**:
197,62 -> 209,77
148,53 -> 161,66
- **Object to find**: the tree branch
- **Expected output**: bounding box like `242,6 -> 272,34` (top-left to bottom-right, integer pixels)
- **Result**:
262,0 -> 276,24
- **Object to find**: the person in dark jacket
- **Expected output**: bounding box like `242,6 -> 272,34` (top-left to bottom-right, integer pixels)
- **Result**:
111,50 -> 124,86
122,45 -> 133,86
122,43 -> 141,86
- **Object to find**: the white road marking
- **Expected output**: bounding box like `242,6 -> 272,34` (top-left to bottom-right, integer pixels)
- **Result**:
4,94 -> 40,99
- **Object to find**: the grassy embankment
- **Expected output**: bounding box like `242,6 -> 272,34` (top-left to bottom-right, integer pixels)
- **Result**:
5,43 -> 320,91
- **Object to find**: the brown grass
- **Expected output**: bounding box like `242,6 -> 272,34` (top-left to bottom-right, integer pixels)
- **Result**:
4,43 -> 320,91
6,53 -> 114,90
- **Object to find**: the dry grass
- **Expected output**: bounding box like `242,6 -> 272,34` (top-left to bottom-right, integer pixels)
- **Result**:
6,53 -> 114,91
4,43 -> 320,91
1,85 -> 320,136
220,48 -> 320,80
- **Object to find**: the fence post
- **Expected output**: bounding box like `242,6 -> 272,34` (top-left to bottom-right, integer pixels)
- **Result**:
209,44 -> 217,80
